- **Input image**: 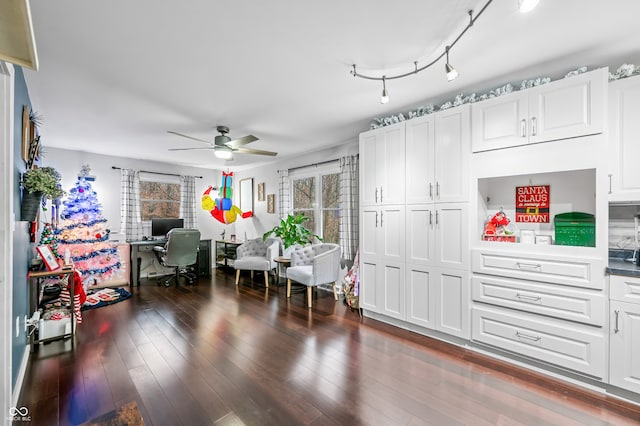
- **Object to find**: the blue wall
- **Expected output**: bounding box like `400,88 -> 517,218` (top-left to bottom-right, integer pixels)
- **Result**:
12,66 -> 32,388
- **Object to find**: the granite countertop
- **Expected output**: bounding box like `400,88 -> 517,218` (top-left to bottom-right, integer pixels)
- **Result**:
607,249 -> 640,277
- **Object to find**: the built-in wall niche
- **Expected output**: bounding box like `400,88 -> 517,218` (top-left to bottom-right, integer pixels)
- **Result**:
477,169 -> 596,246
609,204 -> 640,250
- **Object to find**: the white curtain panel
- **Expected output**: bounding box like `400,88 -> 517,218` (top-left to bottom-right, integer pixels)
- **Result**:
120,168 -> 143,241
278,168 -> 290,219
339,155 -> 359,261
179,175 -> 198,229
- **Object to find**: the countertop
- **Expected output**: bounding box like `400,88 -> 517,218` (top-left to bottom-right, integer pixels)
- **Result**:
607,249 -> 640,277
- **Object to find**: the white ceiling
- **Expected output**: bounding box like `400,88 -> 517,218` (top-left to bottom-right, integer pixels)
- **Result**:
22,0 -> 640,170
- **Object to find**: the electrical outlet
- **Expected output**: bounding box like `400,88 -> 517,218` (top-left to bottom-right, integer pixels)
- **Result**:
16,316 -> 19,337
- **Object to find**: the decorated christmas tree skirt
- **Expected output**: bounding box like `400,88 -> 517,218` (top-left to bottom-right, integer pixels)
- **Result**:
82,287 -> 131,311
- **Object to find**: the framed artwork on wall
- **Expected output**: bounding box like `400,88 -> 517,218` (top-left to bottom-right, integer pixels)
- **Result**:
257,182 -> 265,201
267,194 -> 275,213
22,105 -> 30,163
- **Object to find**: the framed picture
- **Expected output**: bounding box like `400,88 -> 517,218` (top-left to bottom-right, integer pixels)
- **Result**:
239,177 -> 254,214
36,245 -> 60,271
22,106 -> 30,163
267,194 -> 275,214
257,182 -> 265,201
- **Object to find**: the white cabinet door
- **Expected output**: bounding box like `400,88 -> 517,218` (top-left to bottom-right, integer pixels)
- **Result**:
360,259 -> 379,312
406,205 -> 435,266
435,105 -> 470,203
472,68 -> 606,153
437,268 -> 470,339
360,207 -> 379,259
528,68 -> 606,145
405,115 -> 435,204
435,203 -> 468,270
471,91 -> 528,152
359,122 -> 405,206
609,75 -> 640,201
406,265 -> 436,329
380,205 -> 405,261
360,259 -> 406,319
610,301 -> 640,393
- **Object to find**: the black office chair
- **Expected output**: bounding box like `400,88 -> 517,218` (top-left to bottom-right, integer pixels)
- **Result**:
153,228 -> 201,287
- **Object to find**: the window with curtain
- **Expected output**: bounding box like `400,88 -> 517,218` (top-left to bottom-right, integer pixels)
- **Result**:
290,164 -> 340,244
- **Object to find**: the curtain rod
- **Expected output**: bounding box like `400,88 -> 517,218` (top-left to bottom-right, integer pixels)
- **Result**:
278,154 -> 358,173
111,166 -> 203,179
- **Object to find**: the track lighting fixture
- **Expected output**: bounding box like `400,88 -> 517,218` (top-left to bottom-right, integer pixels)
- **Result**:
381,76 -> 389,104
518,0 -> 539,13
350,0 -> 495,102
445,46 -> 459,82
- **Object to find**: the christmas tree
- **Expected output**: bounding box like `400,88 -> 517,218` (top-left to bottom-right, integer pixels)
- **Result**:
39,223 -> 60,258
56,165 -> 123,288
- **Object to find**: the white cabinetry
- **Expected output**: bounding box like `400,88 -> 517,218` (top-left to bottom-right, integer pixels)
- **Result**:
360,122 -> 405,205
406,106 -> 470,203
610,275 -> 640,393
608,75 -> 640,202
472,68 -> 607,152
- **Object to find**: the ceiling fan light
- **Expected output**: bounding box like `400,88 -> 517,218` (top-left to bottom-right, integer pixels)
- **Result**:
518,0 -> 539,13
215,147 -> 233,160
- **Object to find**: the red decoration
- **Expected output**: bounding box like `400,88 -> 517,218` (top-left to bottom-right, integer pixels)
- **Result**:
95,233 -> 102,239
515,185 -> 550,223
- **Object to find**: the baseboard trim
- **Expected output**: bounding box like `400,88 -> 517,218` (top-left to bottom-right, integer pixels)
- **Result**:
12,346 -> 30,407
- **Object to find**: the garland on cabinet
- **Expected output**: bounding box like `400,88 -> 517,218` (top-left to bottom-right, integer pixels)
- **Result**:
371,63 -> 640,129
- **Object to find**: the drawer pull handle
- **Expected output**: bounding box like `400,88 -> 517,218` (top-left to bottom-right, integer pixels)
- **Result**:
516,331 -> 541,342
614,310 -> 620,334
516,262 -> 542,270
515,293 -> 541,302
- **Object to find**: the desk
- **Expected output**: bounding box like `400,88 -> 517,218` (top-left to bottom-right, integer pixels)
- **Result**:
129,238 -> 211,289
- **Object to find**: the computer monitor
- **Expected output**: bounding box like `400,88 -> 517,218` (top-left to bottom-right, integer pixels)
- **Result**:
151,218 -> 184,238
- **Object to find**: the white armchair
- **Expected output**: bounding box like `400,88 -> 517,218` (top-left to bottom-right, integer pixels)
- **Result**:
234,238 -> 279,288
286,243 -> 340,308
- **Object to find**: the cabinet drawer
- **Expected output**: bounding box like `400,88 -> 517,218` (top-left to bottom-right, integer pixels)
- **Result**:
472,304 -> 606,378
610,274 -> 640,303
472,275 -> 605,326
472,249 -> 604,290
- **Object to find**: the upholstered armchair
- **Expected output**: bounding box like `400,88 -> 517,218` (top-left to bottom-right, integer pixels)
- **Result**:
234,238 -> 280,288
286,243 -> 340,308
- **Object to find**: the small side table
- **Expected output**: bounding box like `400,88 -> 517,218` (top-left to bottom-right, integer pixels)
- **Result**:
274,256 -> 291,286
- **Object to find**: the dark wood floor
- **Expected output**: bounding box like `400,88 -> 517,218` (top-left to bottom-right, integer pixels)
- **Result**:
16,270 -> 640,426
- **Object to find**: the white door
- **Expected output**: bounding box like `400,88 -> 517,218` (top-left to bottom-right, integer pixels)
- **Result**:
380,124 -> 406,205
406,205 -> 435,266
379,205 -> 405,261
406,265 -> 436,329
0,62 -> 14,422
360,260 -> 379,312
609,76 -> 640,201
471,91 -> 528,152
610,301 -> 640,393
435,203 -> 468,270
529,68 -> 605,145
405,115 -> 435,204
435,106 -> 470,202
359,131 -> 379,206
436,268 -> 470,339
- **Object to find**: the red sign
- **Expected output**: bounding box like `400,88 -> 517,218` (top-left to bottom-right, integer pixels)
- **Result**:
515,185 -> 550,223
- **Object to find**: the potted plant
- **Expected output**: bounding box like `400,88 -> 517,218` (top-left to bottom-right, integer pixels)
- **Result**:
21,166 -> 66,221
263,213 -> 321,256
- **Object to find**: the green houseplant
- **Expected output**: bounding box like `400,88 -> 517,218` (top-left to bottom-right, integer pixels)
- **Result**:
21,166 -> 66,221
263,213 -> 321,254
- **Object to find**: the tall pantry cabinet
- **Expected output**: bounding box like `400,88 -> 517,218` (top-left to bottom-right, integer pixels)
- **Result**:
359,105 -> 471,339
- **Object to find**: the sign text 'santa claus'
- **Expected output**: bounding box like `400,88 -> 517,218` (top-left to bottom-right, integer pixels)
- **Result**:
515,185 -> 550,223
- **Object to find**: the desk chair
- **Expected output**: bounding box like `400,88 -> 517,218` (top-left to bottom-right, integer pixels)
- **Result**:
286,243 -> 340,308
154,228 -> 201,287
234,238 -> 279,288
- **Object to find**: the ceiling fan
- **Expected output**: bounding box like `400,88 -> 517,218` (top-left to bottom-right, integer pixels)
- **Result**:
168,125 -> 277,160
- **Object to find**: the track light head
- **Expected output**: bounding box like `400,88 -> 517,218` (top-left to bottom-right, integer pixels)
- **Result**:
445,46 -> 459,82
381,77 -> 389,104
518,0 -> 539,13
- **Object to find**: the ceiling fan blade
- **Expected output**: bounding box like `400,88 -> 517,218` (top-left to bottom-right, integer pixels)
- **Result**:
168,147 -> 214,151
235,147 -> 278,156
167,131 -> 210,144
226,134 -> 258,149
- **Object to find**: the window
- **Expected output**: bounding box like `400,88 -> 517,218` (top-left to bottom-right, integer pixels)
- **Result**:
139,173 -> 180,221
291,165 -> 340,244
